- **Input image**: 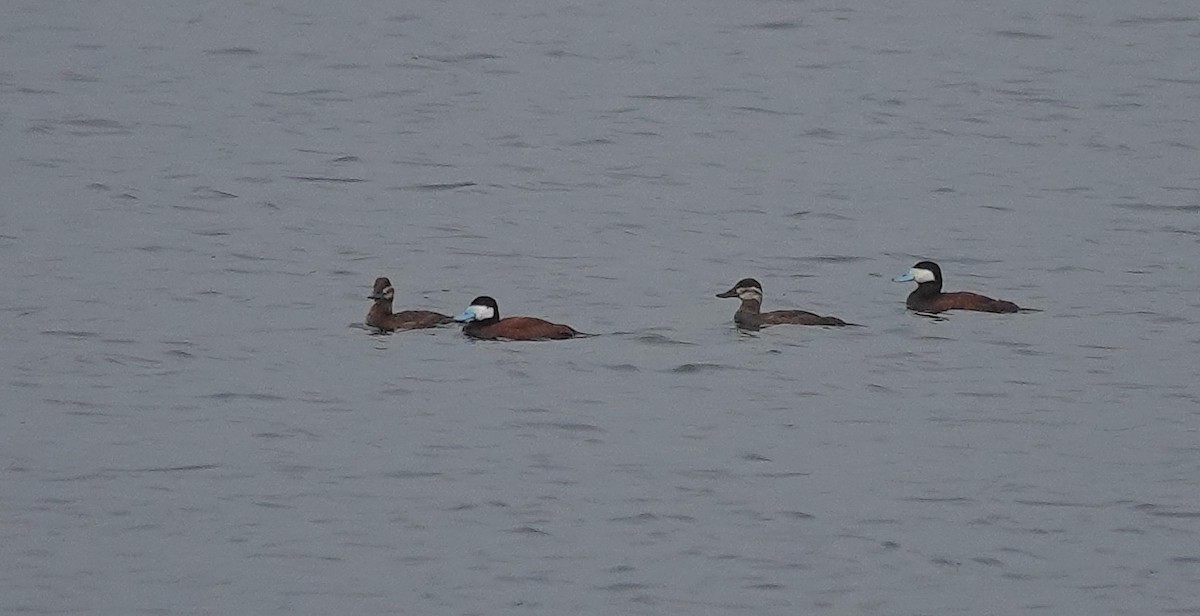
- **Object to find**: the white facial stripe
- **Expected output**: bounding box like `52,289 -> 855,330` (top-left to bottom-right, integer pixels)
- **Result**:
910,268 -> 935,283
738,288 -> 763,301
467,304 -> 495,320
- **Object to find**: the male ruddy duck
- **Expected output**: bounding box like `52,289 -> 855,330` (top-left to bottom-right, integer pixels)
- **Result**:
366,277 -> 454,332
716,278 -> 854,329
453,296 -> 579,341
893,261 -> 1020,313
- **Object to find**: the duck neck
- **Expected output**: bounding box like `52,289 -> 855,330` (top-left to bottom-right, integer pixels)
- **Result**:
737,298 -> 762,315
913,281 -> 942,297
368,298 -> 393,319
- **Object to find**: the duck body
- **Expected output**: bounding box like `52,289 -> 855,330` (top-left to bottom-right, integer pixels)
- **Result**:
716,278 -> 854,330
454,296 -> 579,341
894,261 -> 1020,314
366,277 -> 454,332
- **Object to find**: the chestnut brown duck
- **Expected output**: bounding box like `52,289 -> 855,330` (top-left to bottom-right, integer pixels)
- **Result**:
365,277 -> 454,332
893,261 -> 1021,314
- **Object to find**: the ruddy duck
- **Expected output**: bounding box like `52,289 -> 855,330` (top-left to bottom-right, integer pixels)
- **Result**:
893,261 -> 1020,313
453,296 -> 579,340
716,278 -> 854,329
366,277 -> 454,332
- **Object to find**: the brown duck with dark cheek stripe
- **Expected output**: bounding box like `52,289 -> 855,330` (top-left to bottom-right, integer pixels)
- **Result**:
365,277 -> 455,332
893,261 -> 1020,314
716,278 -> 855,330
453,296 -> 579,341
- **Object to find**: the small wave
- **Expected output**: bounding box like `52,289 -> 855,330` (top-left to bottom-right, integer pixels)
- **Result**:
508,526 -> 550,535
629,333 -> 694,346
394,181 -> 476,191
628,94 -> 704,102
287,176 -> 365,183
741,20 -> 804,30
509,421 -> 604,433
610,513 -> 658,524
1111,202 -> 1200,213
1113,15 -> 1198,26
598,582 -> 652,592
423,53 -> 501,63
669,363 -> 730,373
1135,503 -> 1200,518
383,471 -> 443,479
992,30 -> 1052,39
204,392 -> 287,401
117,464 -> 220,473
204,47 -> 260,55
730,106 -> 799,116
41,330 -> 99,338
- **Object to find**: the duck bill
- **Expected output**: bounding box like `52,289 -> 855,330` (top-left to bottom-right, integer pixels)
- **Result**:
892,271 -> 915,283
715,288 -> 738,298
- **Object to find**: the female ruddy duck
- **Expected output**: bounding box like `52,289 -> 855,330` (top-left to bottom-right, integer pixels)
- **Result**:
893,261 -> 1020,313
453,296 -> 579,341
716,278 -> 854,329
366,277 -> 454,332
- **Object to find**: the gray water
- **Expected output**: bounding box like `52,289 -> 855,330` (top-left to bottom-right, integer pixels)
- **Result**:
2,0 -> 1198,614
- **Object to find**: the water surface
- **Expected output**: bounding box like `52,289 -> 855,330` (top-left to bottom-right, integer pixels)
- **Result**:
2,0 -> 1198,614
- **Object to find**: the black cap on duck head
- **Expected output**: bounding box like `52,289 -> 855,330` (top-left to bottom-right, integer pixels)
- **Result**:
468,296 -> 498,310
370,277 -> 394,300
911,261 -> 942,282
716,278 -> 763,299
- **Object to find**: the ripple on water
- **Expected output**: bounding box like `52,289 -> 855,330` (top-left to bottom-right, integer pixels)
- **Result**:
41,330 -> 100,339
1111,202 -> 1200,213
203,392 -> 288,402
508,526 -> 550,535
669,363 -> 733,373
609,513 -> 659,524
394,181 -> 476,191
1135,503 -> 1200,518
43,398 -> 109,413
627,332 -> 694,346
992,30 -> 1052,40
740,20 -> 804,31
506,421 -> 604,433
286,176 -> 365,184
204,47 -> 260,55
58,117 -> 133,136
113,464 -> 220,473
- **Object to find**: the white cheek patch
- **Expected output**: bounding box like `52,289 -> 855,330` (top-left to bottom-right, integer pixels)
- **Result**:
739,288 -> 763,301
910,268 -> 936,283
382,287 -> 395,299
467,304 -> 495,320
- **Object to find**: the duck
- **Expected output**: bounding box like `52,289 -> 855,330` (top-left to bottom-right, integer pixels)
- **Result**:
893,261 -> 1020,313
453,296 -> 579,340
716,278 -> 854,329
365,277 -> 455,331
